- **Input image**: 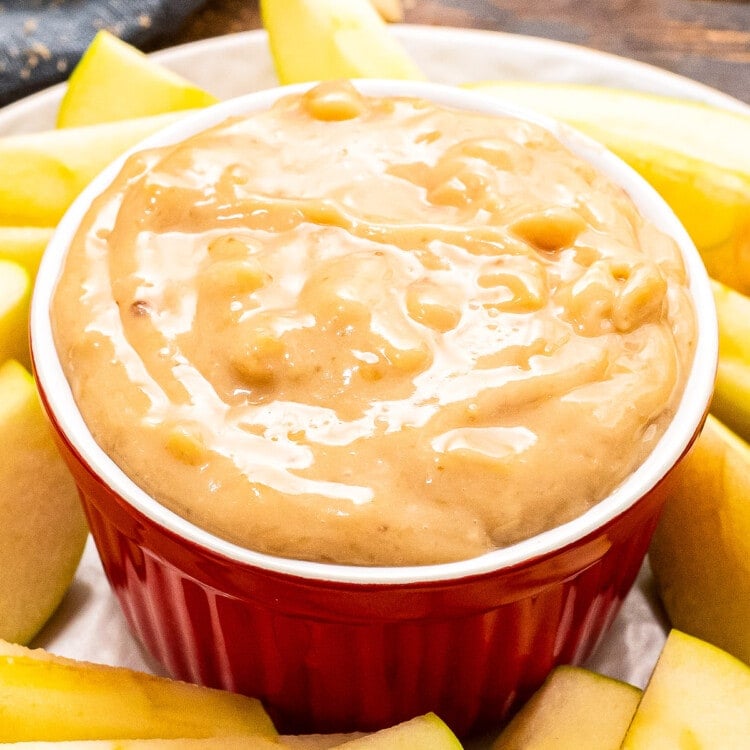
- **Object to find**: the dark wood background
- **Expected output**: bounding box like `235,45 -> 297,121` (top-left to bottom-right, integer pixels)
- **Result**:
175,0 -> 750,104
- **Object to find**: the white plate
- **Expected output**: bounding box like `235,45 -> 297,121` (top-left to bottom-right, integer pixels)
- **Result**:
6,25 -> 747,740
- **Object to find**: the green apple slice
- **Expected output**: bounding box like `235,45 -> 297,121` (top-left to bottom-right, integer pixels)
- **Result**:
491,665 -> 641,749
261,0 -> 424,84
0,640 -> 276,741
330,713 -> 462,749
622,629 -> 750,748
0,111 -> 186,227
0,361 -> 88,644
465,82 -> 750,295
57,31 -> 218,128
650,415 -> 750,666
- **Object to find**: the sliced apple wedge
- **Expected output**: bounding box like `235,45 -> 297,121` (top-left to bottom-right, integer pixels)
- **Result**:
708,279 -> 750,442
491,665 -> 641,750
0,227 -> 53,279
0,149 -> 77,228
465,82 -> 750,295
0,640 -> 276,741
0,361 -> 88,644
57,31 -> 218,128
0,739 -> 280,750
649,415 -> 750,666
260,0 -> 424,84
622,629 -> 750,748
0,111 -> 186,227
0,260 -> 31,367
331,713 -> 462,749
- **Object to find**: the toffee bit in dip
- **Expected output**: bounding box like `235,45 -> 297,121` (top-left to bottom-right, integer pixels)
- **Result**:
129,301 -> 151,317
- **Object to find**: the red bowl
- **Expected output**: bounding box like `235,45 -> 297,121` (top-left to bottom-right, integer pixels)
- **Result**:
30,81 -> 717,737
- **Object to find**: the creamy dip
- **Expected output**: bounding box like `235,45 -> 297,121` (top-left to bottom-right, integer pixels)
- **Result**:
53,81 -> 696,566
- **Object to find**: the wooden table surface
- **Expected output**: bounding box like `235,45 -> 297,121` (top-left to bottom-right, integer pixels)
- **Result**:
176,0 -> 750,105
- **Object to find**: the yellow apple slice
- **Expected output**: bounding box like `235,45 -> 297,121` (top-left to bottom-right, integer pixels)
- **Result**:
622,629 -> 750,748
708,278 -> 750,442
491,665 -> 641,749
0,740 -> 280,750
260,0 -> 424,84
713,358 -> 750,442
0,150 -> 77,228
0,227 -> 53,279
330,713 -> 462,748
465,82 -> 750,295
0,111 -> 186,227
649,415 -> 750,666
57,31 -> 218,128
0,639 -> 276,741
0,739 -> 354,750
0,361 -> 88,644
0,260 -> 31,367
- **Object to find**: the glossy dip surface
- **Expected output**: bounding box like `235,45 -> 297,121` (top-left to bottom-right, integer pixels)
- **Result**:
52,81 -> 696,566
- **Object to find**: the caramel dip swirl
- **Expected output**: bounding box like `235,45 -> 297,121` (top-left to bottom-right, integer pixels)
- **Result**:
52,81 -> 696,566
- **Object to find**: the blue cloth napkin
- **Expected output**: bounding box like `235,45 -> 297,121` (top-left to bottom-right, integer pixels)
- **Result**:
0,0 -> 208,107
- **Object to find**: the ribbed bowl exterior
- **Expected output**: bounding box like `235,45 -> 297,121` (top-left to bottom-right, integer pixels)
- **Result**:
45,399 -> 673,737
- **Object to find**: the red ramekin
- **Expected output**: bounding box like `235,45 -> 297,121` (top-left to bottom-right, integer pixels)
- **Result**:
30,81 -> 718,737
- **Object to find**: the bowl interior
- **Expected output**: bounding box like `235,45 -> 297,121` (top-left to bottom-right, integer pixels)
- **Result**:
30,79 -> 718,585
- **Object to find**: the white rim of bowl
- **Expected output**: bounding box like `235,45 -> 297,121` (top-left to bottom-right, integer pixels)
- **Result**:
31,80 -> 718,585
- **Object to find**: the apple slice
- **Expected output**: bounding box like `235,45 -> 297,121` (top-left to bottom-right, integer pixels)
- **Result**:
465,82 -> 750,295
0,640 -> 276,741
0,739 -> 373,750
260,0 -> 424,84
0,227 -> 53,279
0,149 -> 76,228
330,713 -> 462,748
0,260 -> 31,367
0,739 -> 279,750
622,629 -> 750,748
649,415 -> 750,666
713,358 -> 750,442
708,278 -> 750,442
491,665 -> 641,749
0,111 -> 186,227
0,361 -> 88,644
57,31 -> 218,128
